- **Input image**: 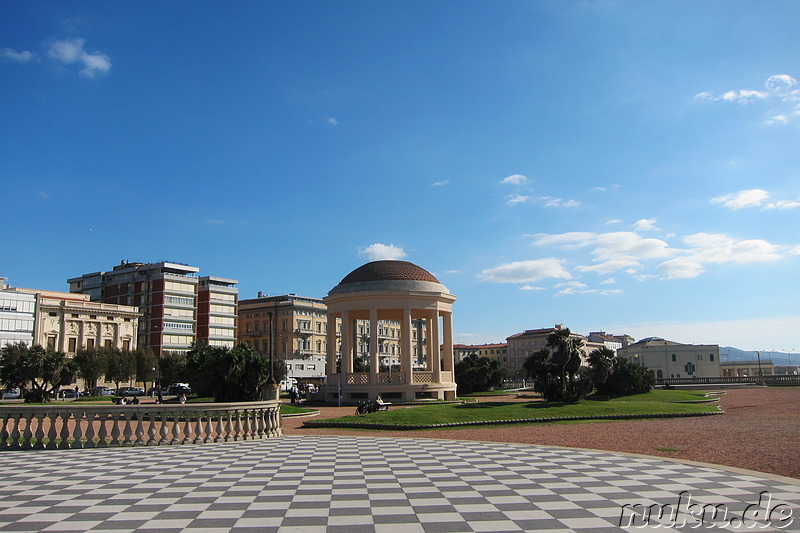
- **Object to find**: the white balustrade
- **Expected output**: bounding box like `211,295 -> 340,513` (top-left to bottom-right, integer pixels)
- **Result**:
0,401 -> 282,449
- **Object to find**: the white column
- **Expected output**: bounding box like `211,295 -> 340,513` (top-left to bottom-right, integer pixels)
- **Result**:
341,311 -> 352,374
425,319 -> 433,371
443,312 -> 454,373
401,308 -> 413,382
431,310 -> 441,382
326,314 -> 337,375
370,308 -> 379,384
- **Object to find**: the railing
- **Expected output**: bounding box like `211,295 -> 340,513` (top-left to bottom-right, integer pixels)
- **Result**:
657,375 -> 800,386
0,401 -> 281,450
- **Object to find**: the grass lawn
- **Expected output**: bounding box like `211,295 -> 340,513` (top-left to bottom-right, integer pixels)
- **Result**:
281,404 -> 317,415
313,390 -> 720,428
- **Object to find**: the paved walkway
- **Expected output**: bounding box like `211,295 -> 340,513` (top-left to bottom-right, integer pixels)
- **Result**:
0,436 -> 798,532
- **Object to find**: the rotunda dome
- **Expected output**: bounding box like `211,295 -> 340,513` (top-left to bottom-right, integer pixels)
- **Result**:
329,260 -> 448,295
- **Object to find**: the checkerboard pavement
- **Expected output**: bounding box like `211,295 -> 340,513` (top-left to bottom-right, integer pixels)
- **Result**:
0,436 -> 798,532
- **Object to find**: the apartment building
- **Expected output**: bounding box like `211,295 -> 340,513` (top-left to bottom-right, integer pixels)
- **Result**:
453,343 -> 508,364
1,279 -> 140,353
68,261 -> 237,356
506,325 -> 589,371
0,278 -> 36,347
237,292 -> 429,373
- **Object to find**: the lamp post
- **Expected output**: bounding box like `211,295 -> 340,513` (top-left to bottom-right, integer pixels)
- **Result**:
756,351 -> 764,385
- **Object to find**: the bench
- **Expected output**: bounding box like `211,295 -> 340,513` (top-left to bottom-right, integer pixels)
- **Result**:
375,400 -> 392,411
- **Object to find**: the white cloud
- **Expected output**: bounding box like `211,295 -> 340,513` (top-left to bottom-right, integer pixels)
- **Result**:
712,189 -> 770,210
1,48 -> 35,62
576,259 -> 642,274
479,258 -> 571,284
358,243 -> 407,261
554,281 -> 621,296
765,199 -> 800,210
681,233 -> 783,264
696,73 -> 800,124
605,219 -> 622,225
632,218 -> 660,232
520,285 -> 545,291
542,197 -> 581,208
531,232 -> 597,249
326,116 -> 339,126
501,174 -> 527,185
657,258 -> 705,279
46,38 -> 111,78
432,180 -> 449,187
505,193 -> 530,206
592,232 -> 672,262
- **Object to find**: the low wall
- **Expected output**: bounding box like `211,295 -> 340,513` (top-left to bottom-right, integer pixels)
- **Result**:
0,401 -> 282,450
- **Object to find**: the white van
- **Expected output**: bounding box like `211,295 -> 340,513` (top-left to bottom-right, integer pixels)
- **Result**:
279,378 -> 298,392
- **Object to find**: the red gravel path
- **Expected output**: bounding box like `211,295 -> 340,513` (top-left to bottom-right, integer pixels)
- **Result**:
283,387 -> 800,480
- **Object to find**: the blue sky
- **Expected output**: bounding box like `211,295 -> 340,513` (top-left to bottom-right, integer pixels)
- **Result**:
2,1 -> 799,352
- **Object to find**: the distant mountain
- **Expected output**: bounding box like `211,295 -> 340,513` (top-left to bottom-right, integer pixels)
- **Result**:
720,347 -> 797,367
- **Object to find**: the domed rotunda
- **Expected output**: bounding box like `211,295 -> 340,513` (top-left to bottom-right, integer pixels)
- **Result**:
323,260 -> 457,403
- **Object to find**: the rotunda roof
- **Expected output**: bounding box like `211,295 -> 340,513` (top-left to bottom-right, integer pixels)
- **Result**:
328,260 -> 449,296
338,260 -> 440,285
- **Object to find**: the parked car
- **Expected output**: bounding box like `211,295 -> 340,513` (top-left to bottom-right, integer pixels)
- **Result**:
147,386 -> 170,396
60,389 -> 78,398
118,387 -> 145,397
1,389 -> 20,399
89,386 -> 115,396
168,383 -> 191,395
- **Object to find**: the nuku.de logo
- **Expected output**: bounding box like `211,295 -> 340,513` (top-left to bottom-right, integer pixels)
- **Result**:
619,490 -> 794,529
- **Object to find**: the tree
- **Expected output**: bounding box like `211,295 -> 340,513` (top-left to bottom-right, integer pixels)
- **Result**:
522,329 -> 592,402
134,348 -> 158,387
104,348 -> 136,392
455,353 -> 506,395
159,351 -> 186,386
596,358 -> 655,397
186,341 -> 282,402
587,347 -> 616,390
0,343 -> 77,402
74,348 -> 108,391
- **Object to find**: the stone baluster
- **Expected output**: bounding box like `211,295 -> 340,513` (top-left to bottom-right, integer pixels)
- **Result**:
122,412 -> 134,446
72,411 -> 84,449
171,410 -> 181,444
223,410 -> 234,442
58,411 -> 71,449
8,414 -> 21,449
183,410 -> 194,444
204,411 -> 214,443
96,413 -> 109,447
147,414 -> 158,445
0,416 -> 8,449
159,410 -> 170,445
109,412 -> 122,446
46,412 -> 58,449
84,411 -> 97,448
214,413 -> 224,443
233,410 -> 243,441
194,410 -> 205,444
133,415 -> 146,446
22,412 -> 34,450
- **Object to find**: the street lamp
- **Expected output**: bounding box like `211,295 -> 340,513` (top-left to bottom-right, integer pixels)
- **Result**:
756,351 -> 764,385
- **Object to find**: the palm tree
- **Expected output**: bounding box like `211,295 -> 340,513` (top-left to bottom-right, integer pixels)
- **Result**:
587,347 -> 616,389
546,328 -> 584,396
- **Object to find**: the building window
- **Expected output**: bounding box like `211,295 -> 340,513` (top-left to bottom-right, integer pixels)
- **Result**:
47,336 -> 57,350
671,354 -> 676,362
68,338 -> 77,353
710,354 -> 715,361
86,338 -> 95,349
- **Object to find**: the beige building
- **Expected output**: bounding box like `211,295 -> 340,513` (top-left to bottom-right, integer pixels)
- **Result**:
721,360 -> 776,377
238,293 -> 329,362
2,286 -> 140,354
617,337 -> 721,379
324,260 -> 457,402
454,343 -> 507,364
506,325 -> 589,371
